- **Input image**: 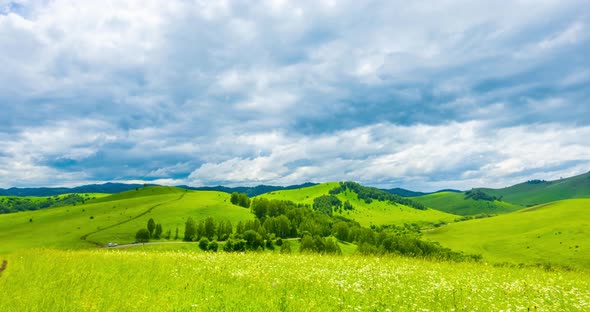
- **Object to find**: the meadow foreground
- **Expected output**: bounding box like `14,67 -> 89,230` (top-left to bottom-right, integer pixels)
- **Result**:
0,249 -> 588,311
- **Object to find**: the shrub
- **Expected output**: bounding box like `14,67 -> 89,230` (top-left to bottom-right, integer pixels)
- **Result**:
135,229 -> 150,243
208,241 -> 219,252
199,237 -> 209,251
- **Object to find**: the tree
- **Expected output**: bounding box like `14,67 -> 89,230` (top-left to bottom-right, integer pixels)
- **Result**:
231,192 -> 250,208
174,227 -> 179,240
238,193 -> 250,208
196,220 -> 205,240
204,216 -> 216,240
154,224 -> 163,239
208,241 -> 219,252
135,228 -> 150,243
198,237 -> 209,251
236,221 -> 245,234
230,192 -> 239,205
184,217 -> 196,241
300,235 -> 314,253
280,240 -> 291,254
147,218 -> 156,237
243,230 -> 263,250
332,222 -> 350,241
325,238 -> 342,254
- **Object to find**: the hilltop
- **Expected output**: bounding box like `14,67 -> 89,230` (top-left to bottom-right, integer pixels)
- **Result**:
477,171 -> 590,206
413,191 -> 523,216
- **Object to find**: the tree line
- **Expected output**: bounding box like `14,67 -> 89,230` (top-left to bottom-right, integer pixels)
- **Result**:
0,194 -> 92,214
464,189 -> 500,202
329,182 -> 426,210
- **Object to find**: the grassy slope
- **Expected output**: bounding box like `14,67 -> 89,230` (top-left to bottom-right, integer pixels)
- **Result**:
479,171 -> 590,206
0,187 -> 253,253
260,183 -> 458,227
424,199 -> 590,269
1,250 -> 588,311
414,191 -> 523,216
87,190 -> 253,244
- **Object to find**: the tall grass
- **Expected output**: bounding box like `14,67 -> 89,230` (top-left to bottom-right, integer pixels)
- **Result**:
0,249 -> 588,311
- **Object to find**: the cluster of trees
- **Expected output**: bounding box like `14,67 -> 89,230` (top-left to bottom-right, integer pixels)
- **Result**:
526,179 -> 546,184
184,217 -> 234,242
356,233 -> 481,261
180,215 -> 293,253
464,189 -> 499,201
329,182 -> 426,210
230,192 -> 250,208
0,194 -> 92,214
300,235 -> 341,254
144,189 -> 479,261
135,218 -> 169,242
248,196 -> 479,260
312,195 -> 353,216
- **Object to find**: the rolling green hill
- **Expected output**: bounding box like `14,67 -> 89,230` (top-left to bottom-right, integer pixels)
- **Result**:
423,199 -> 590,269
260,183 -> 458,227
413,191 -> 523,216
0,186 -> 253,254
0,193 -> 109,214
478,171 -> 590,206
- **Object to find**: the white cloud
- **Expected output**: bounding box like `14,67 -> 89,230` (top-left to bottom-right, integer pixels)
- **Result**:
0,0 -> 589,189
187,121 -> 590,190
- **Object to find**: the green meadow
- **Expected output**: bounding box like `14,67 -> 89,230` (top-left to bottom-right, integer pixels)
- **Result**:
1,249 -> 588,311
1,180 -> 589,311
424,199 -> 590,269
479,172 -> 590,206
413,191 -> 524,216
261,183 -> 457,227
0,187 -> 253,253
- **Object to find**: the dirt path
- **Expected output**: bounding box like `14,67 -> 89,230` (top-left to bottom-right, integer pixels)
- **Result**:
107,237 -> 301,249
80,192 -> 187,247
109,241 -> 196,249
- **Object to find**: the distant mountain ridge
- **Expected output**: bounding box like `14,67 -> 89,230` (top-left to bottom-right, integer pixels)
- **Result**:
0,182 -> 319,197
1,170 -> 588,203
183,183 -> 319,197
0,183 -> 150,197
385,188 -> 462,197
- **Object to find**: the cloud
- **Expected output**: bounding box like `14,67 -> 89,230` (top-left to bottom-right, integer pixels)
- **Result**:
187,121 -> 590,191
0,0 -> 589,189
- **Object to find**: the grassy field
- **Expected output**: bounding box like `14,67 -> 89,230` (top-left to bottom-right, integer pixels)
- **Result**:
424,199 -> 590,269
87,190 -> 253,245
260,183 -> 458,227
479,171 -> 590,206
413,191 -> 524,216
0,187 -> 253,253
0,249 -> 588,311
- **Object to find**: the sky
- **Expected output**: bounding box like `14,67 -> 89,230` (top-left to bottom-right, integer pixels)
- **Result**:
0,0 -> 589,191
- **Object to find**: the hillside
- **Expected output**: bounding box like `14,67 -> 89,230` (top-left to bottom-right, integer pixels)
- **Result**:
478,171 -> 590,206
424,199 -> 590,269
259,183 -> 458,227
413,191 -> 523,216
0,187 -> 253,254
